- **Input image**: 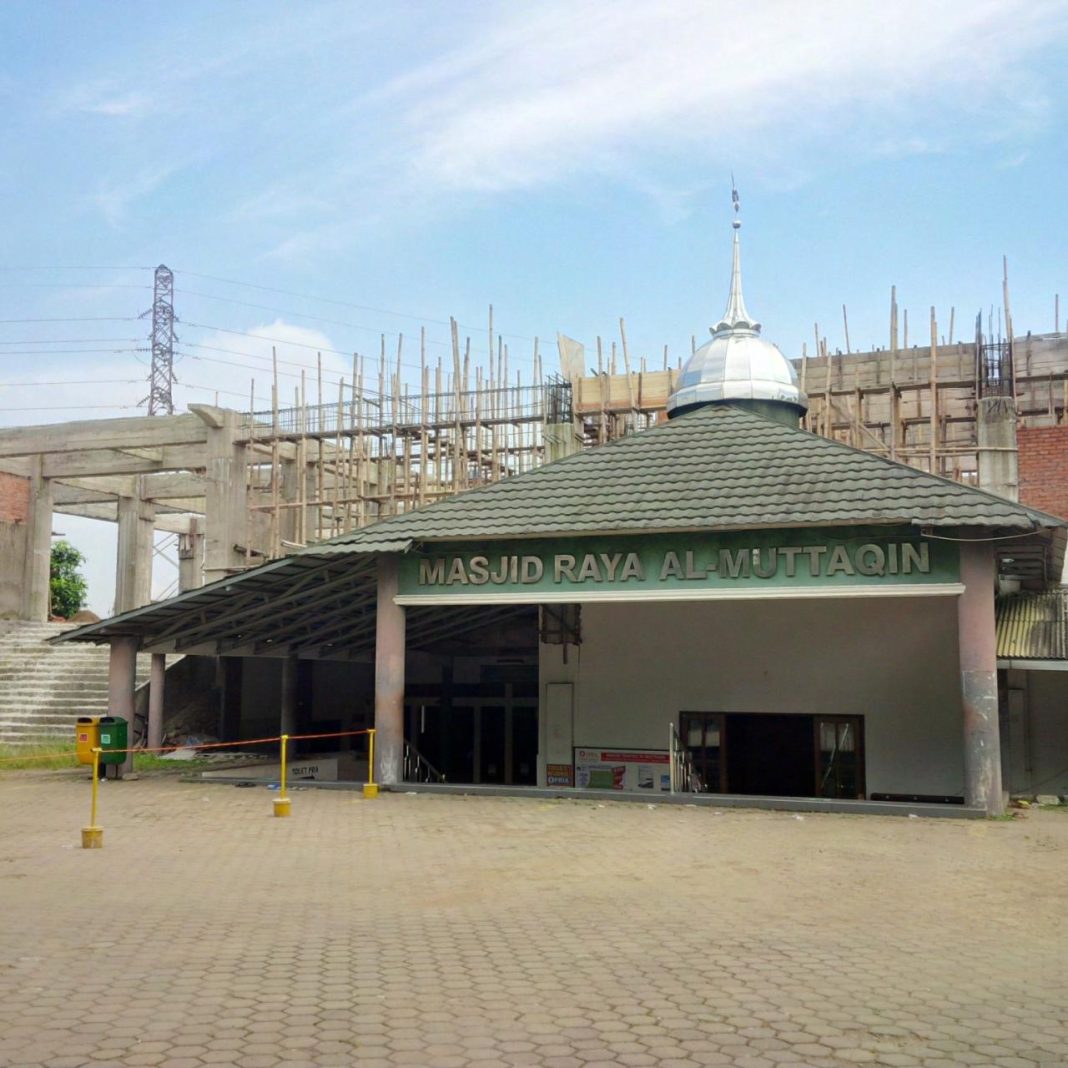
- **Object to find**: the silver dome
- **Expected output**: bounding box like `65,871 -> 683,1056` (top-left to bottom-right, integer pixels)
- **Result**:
667,213 -> 808,417
668,329 -> 807,411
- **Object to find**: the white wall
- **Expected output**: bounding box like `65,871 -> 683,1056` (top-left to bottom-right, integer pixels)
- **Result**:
540,595 -> 965,798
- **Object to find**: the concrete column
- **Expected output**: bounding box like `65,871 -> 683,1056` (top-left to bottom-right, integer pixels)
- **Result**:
115,485 -> 155,614
977,396 -> 1019,502
374,555 -> 405,786
147,653 -> 166,750
197,408 -> 250,580
958,540 -> 1004,815
543,422 -> 584,463
21,455 -> 52,621
177,519 -> 204,592
280,459 -> 299,545
280,656 -> 298,736
108,636 -> 138,778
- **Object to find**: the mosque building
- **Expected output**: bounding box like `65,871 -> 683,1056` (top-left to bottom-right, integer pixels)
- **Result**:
61,206 -> 1068,816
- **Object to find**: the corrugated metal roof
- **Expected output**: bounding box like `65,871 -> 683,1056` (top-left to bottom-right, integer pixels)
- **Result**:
308,404 -> 1066,553
996,588 -> 1068,661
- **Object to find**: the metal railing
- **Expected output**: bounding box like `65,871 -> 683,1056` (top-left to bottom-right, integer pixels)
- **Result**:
668,723 -> 703,794
403,741 -> 446,784
241,379 -> 573,440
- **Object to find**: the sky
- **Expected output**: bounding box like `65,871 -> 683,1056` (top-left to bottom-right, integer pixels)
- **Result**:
2,0 -> 1067,613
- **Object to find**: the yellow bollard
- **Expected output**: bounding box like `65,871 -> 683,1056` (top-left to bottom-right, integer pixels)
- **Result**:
363,728 -> 378,799
273,734 -> 291,817
82,748 -> 103,849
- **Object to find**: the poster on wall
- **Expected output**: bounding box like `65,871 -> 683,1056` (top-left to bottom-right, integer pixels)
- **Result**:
545,763 -> 574,787
573,748 -> 670,791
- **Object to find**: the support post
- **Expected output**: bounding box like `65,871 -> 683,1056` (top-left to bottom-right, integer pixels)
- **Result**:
108,636 -> 138,778
958,540 -> 1004,815
197,408 -> 250,580
147,653 -> 165,751
280,656 -> 298,736
22,456 -> 52,621
177,518 -> 204,591
374,555 -> 405,786
115,487 -> 155,613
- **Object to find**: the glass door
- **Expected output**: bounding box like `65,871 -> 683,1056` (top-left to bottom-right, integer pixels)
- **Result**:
680,712 -> 726,793
815,716 -> 865,799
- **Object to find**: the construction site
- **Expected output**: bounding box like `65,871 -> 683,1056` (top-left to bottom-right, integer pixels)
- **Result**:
2,247 -> 1068,816
3,267 -> 1068,618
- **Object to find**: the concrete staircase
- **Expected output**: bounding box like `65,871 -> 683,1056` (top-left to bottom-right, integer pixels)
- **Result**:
0,622 -> 150,745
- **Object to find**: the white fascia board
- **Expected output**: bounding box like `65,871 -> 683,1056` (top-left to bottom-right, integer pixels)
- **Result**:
396,583 -> 966,607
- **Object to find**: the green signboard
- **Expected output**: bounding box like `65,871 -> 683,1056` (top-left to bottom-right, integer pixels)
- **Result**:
395,527 -> 961,603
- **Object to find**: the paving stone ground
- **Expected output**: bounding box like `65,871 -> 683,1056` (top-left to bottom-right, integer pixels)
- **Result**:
1,772 -> 1066,1068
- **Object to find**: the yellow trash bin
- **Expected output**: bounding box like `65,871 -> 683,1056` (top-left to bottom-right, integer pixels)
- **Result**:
76,716 -> 101,766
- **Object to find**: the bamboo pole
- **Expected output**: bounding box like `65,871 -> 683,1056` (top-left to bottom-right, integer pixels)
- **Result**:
929,307 -> 939,475
270,347 -> 280,559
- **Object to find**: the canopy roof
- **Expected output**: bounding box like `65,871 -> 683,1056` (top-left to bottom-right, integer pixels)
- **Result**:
57,404 -> 1066,658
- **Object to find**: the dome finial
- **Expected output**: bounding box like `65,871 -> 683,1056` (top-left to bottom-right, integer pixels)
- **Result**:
713,178 -> 760,334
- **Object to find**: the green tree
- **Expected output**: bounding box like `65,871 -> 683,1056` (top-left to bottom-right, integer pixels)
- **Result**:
49,540 -> 88,619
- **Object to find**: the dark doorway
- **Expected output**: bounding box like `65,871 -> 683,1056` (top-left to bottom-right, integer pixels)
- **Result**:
681,712 -> 865,799
726,713 -> 814,797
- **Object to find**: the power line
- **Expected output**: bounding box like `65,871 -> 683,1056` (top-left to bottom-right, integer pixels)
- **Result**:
180,314 -> 539,366
0,338 -> 141,345
0,403 -> 142,412
0,265 -> 153,272
175,268 -> 539,344
0,317 -> 138,324
0,378 -> 142,387
0,283 -> 152,291
0,347 -> 144,357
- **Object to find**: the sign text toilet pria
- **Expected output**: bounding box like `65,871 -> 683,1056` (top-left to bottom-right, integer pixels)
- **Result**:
395,529 -> 961,602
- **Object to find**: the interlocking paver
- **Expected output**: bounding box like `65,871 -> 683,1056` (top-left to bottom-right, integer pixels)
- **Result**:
1,774 -> 1067,1067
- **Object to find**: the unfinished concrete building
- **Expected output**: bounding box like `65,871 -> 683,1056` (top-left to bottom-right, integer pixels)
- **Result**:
3,318 -> 1068,625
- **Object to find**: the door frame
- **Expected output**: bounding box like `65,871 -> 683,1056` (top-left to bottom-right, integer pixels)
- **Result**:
813,714 -> 866,799
679,711 -> 727,793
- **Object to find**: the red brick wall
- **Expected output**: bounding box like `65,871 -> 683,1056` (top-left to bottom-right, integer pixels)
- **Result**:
1018,425 -> 1068,520
0,471 -> 29,524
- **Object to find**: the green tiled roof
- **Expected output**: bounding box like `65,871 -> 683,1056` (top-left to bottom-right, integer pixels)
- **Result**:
311,404 -> 1065,554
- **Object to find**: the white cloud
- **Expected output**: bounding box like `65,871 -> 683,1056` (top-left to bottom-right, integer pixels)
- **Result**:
375,0 -> 1067,193
177,319 -> 350,413
58,79 -> 155,119
93,166 -> 176,225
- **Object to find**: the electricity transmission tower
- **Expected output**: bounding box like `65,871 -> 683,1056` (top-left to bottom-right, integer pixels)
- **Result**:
145,264 -> 177,415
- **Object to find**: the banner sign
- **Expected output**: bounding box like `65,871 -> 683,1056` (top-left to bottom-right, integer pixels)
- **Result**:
574,748 -> 670,792
396,527 -> 958,601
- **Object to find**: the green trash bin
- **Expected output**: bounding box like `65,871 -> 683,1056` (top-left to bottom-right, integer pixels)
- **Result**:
98,716 -> 128,766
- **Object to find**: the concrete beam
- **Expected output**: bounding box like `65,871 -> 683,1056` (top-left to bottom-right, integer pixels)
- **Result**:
0,413 -> 209,458
52,473 -> 208,501
50,501 -> 198,535
35,445 -> 208,478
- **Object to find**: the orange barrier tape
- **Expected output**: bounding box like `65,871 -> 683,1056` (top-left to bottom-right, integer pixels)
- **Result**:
0,726 -> 374,764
